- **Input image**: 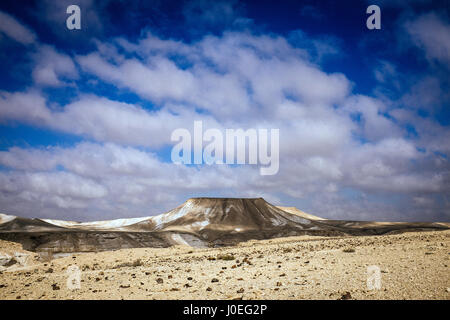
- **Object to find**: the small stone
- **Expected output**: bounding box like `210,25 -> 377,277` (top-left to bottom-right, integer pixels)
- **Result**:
339,292 -> 352,300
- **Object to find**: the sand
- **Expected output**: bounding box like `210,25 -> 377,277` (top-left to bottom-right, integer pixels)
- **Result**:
0,230 -> 449,300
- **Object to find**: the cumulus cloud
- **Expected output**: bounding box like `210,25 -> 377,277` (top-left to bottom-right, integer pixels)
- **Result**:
32,45 -> 78,87
77,32 -> 350,120
0,6 -> 449,222
0,91 -> 224,147
405,13 -> 450,66
0,11 -> 36,45
0,142 -> 260,219
0,138 -> 447,221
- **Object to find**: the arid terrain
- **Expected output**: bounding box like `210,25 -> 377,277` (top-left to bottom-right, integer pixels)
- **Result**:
1,198 -> 448,253
0,230 -> 449,300
0,198 -> 449,300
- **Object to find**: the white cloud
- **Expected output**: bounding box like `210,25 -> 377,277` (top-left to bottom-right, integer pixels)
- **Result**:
0,20 -> 449,222
0,91 -> 222,148
405,13 -> 450,66
32,45 -> 78,87
77,32 -> 350,119
0,90 -> 51,125
343,95 -> 402,142
0,11 -> 36,45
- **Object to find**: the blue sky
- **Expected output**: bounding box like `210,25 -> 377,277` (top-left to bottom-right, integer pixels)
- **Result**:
0,0 -> 449,221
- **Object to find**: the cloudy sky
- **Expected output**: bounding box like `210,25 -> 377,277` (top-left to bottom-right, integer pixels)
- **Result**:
0,0 -> 449,222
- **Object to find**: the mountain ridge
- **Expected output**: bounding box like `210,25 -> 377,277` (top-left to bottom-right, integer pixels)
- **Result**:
0,198 -> 448,253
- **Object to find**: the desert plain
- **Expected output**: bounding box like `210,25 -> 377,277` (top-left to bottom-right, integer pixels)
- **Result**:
0,229 -> 449,300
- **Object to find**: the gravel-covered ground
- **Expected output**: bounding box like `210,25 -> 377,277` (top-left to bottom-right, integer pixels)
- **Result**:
0,230 -> 449,300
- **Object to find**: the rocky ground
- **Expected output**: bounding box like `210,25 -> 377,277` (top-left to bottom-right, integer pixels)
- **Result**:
0,230 -> 449,300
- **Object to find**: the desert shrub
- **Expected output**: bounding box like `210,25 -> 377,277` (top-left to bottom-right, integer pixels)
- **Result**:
132,259 -> 143,267
217,254 -> 235,261
113,258 -> 143,269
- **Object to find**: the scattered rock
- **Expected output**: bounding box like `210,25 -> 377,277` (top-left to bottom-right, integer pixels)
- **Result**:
51,284 -> 60,290
237,288 -> 245,293
211,278 -> 219,283
156,278 -> 164,284
0,253 -> 15,267
339,292 -> 352,300
14,253 -> 29,265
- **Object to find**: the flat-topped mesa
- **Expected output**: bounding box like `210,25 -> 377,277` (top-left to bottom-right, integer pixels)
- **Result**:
136,197 -> 316,234
1,198 -> 448,253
